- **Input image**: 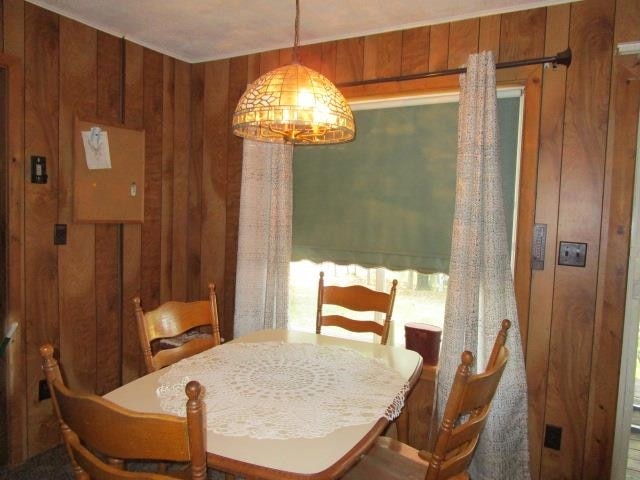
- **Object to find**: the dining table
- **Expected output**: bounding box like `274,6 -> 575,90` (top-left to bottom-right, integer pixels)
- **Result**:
104,328 -> 423,480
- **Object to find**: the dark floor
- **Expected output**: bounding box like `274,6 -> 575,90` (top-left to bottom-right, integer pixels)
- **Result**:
0,445 -> 229,479
0,445 -> 73,480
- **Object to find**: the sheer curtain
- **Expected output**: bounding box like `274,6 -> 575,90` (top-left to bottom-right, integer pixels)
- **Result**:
437,51 -> 530,479
234,140 -> 293,338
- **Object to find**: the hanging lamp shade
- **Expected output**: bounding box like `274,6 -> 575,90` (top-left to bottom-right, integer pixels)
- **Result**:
232,63 -> 355,144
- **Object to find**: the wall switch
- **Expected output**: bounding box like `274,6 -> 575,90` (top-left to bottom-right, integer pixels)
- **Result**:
31,156 -> 48,184
544,424 -> 562,450
558,241 -> 587,267
54,224 -> 67,245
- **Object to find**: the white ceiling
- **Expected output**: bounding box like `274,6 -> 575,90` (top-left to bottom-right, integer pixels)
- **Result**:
28,0 -> 575,63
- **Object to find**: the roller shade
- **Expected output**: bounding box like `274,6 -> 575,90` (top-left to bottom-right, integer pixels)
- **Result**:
292,94 -> 521,274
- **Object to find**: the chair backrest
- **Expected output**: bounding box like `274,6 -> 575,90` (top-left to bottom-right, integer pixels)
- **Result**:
39,344 -> 207,480
316,271 -> 398,345
423,319 -> 511,480
134,282 -> 222,372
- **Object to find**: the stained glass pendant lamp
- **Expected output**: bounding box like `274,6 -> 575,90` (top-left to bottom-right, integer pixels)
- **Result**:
232,0 -> 355,145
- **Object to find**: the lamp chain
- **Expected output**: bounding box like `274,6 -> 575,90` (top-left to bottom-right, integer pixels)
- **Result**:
293,0 -> 300,63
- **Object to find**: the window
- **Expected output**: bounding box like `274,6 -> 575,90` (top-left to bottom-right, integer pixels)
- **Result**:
289,90 -> 523,345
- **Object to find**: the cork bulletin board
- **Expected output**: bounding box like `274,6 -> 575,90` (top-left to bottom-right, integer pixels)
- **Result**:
74,117 -> 145,223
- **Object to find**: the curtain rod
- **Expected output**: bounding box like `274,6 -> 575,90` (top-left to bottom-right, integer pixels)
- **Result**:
336,48 -> 572,88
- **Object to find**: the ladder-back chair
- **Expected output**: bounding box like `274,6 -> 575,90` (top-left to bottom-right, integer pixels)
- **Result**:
343,319 -> 511,480
39,344 -> 207,479
316,271 -> 398,345
134,282 -> 222,373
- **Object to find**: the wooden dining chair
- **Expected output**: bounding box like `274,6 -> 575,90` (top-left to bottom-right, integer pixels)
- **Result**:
316,271 -> 398,345
343,319 -> 511,480
134,282 -> 222,373
39,343 -> 207,480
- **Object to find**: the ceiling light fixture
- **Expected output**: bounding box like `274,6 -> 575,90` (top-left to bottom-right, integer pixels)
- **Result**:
232,0 -> 355,145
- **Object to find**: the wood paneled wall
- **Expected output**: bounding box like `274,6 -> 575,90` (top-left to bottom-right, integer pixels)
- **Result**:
0,0 -> 211,463
3,0 -> 640,478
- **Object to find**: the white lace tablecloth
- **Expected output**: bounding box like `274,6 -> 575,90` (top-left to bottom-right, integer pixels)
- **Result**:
156,341 -> 410,440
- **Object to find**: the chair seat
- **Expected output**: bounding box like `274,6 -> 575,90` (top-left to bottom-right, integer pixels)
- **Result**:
343,436 -> 429,480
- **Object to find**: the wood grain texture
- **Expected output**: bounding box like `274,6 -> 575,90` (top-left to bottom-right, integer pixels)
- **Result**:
161,56 -> 175,303
401,27 -> 430,75
541,0 -> 614,477
335,37 -> 364,84
121,40 -> 144,384
58,17 -> 97,396
0,0 -> 3,51
526,6 -> 569,478
224,56 -> 248,341
428,24 -> 449,71
3,0 -> 23,59
187,63 -> 204,301
297,43 -> 323,73
447,19 -> 479,68
2,51 -> 26,466
23,3 -> 60,457
95,31 -> 122,395
320,41 -> 337,82
363,31 -> 402,80
259,50 -> 279,76
499,8 -> 546,62
140,48 -> 163,313
478,15 -> 501,58
586,54 -> 640,480
201,60 -> 229,308
172,60 -> 191,302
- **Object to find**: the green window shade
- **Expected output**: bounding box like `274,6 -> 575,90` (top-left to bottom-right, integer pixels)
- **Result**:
292,96 -> 521,274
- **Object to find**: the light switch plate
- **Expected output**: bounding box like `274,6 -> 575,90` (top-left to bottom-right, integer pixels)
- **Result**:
558,241 -> 587,267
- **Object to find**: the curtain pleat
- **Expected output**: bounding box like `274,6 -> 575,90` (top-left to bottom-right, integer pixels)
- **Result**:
437,51 -> 530,479
234,140 -> 293,338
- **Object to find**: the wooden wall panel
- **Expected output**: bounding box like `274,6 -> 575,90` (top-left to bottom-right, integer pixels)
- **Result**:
586,0 -> 640,476
526,5 -> 570,478
3,0 -> 22,58
95,31 -> 122,395
187,63 -> 204,301
160,56 -> 174,303
335,37 -> 364,84
428,24 -> 449,71
171,60 -> 191,302
121,40 -> 144,383
401,27 -> 430,75
447,19 -> 479,68
259,50 -> 279,76
223,56 -> 248,342
478,15 -> 501,58
3,0 -> 27,466
140,49 -> 163,312
541,0 -> 614,477
5,2 -> 640,477
201,60 -> 229,305
58,17 -> 97,395
499,9 -> 546,62
0,1 -> 3,50
320,41 -> 337,82
588,55 -> 640,480
363,31 -> 402,80
297,43 -> 323,73
23,3 -> 59,456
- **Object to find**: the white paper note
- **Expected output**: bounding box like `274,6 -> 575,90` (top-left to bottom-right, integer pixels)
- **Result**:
82,127 -> 112,169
